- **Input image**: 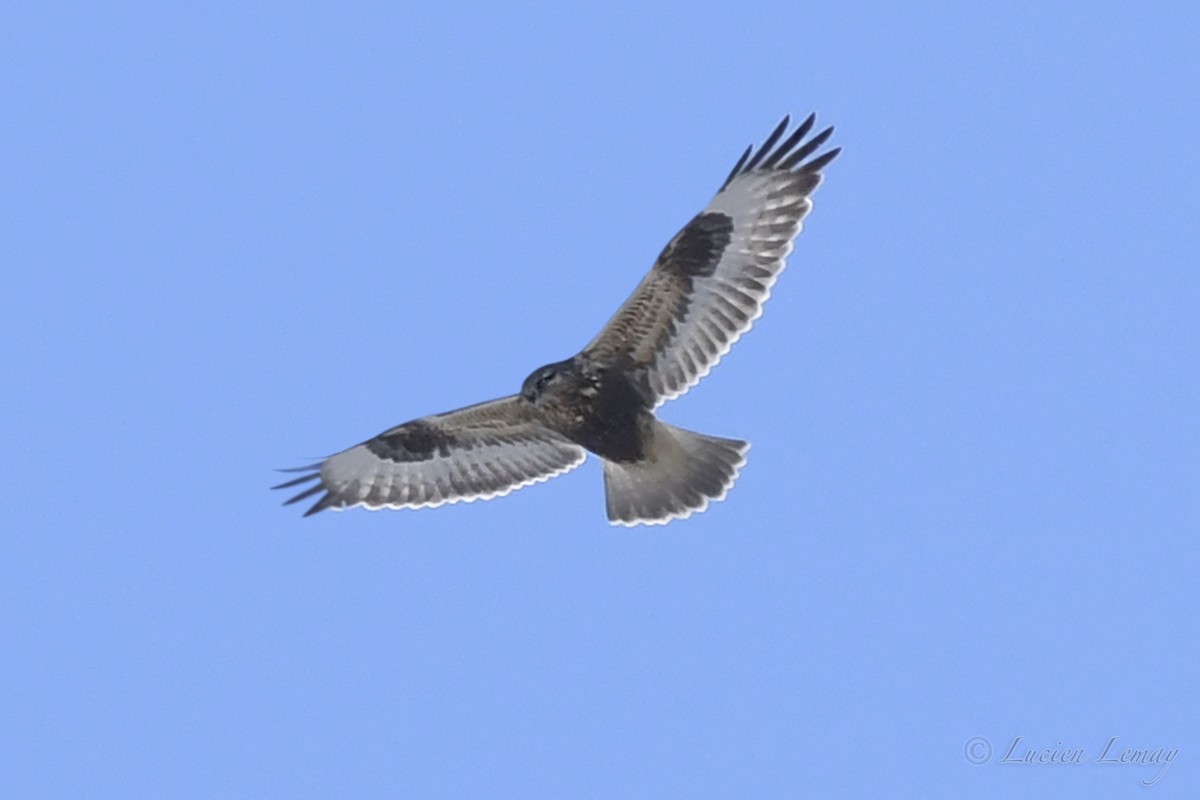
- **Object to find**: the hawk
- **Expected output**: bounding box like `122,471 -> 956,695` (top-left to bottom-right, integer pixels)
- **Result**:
275,114 -> 839,526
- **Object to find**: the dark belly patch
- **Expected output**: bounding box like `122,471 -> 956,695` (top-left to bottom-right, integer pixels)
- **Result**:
570,369 -> 648,463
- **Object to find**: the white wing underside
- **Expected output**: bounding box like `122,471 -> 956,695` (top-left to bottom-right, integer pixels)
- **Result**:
321,438 -> 586,511
645,170 -> 820,407
584,114 -> 837,408
275,396 -> 587,515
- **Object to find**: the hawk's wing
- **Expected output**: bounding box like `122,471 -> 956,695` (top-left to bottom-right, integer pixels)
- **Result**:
273,396 -> 586,516
583,114 -> 839,406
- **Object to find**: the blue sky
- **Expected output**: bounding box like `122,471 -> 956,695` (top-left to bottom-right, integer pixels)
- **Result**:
2,2 -> 1197,797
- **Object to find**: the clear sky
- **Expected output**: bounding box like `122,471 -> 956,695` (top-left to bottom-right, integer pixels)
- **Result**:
2,3 -> 1197,798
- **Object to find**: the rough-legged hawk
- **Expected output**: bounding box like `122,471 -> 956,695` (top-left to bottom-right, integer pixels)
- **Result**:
275,114 -> 839,526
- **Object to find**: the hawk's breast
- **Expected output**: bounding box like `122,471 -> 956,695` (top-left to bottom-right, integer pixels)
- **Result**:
548,367 -> 648,463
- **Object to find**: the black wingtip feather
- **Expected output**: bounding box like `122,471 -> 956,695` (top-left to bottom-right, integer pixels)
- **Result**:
282,483 -> 325,506
742,115 -> 790,172
720,113 -> 838,190
303,493 -> 336,517
780,125 -> 836,170
760,113 -> 817,170
271,472 -> 322,490
800,146 -> 842,174
721,145 -> 753,190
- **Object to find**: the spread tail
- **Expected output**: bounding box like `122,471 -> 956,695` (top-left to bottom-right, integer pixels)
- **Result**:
603,421 -> 749,527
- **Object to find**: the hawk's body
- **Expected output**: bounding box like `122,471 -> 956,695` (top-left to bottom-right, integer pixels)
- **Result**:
275,114 -> 839,525
520,355 -> 648,463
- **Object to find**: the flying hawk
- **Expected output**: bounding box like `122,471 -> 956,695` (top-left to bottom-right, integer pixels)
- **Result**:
275,114 -> 839,526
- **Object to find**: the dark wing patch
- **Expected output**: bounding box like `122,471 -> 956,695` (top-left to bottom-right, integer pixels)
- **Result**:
660,212 -> 734,278
584,114 -> 839,406
273,396 -> 586,516
366,420 -> 455,462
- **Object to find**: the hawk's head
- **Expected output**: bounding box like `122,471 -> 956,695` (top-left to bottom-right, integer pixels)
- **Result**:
521,358 -> 579,404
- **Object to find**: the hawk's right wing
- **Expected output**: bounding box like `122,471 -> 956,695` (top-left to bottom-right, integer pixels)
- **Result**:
584,114 -> 839,406
273,396 -> 586,516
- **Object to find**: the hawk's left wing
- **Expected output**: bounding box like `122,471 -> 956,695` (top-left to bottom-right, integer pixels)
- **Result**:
273,396 -> 586,516
584,114 -> 839,406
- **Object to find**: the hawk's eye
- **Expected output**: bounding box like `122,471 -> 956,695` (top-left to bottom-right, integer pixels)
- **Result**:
536,370 -> 557,391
